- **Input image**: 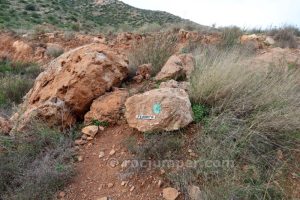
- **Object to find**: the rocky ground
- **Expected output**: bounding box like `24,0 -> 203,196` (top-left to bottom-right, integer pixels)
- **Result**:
1,28 -> 300,200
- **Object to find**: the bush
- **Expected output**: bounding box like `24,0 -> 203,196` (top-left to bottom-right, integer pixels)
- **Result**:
0,75 -> 33,105
192,104 -> 209,123
0,123 -> 76,199
128,33 -> 178,77
25,4 -> 36,11
219,26 -> 243,49
274,28 -> 298,48
46,46 -> 64,58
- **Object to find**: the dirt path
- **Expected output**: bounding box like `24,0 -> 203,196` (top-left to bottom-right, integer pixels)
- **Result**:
62,122 -> 164,200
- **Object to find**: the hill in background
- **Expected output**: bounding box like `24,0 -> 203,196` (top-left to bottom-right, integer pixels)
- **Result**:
0,0 -> 192,32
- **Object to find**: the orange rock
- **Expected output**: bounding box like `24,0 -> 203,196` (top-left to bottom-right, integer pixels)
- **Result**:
155,54 -> 195,81
125,88 -> 193,132
16,43 -> 128,130
84,89 -> 129,125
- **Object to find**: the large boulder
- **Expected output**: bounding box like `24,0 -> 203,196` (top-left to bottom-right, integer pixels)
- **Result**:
0,116 -> 12,135
16,43 -> 128,130
125,88 -> 193,132
155,54 -> 195,81
84,89 -> 129,125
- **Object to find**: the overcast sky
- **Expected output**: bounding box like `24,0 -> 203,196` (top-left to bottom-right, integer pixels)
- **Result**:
122,0 -> 300,28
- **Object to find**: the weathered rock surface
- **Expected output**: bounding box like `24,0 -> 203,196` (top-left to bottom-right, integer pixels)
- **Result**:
125,88 -> 193,132
240,34 -> 264,49
84,89 -> 129,125
155,54 -> 195,81
159,80 -> 190,91
163,187 -> 180,200
82,125 -> 99,138
0,116 -> 12,135
16,43 -> 128,130
133,63 -> 152,83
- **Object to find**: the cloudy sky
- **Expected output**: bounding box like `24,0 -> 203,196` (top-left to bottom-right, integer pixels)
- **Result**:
122,0 -> 300,28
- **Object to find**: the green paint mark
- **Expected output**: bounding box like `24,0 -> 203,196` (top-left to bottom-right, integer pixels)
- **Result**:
153,103 -> 161,114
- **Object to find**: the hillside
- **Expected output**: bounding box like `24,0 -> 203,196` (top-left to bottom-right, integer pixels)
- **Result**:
0,0 -> 187,31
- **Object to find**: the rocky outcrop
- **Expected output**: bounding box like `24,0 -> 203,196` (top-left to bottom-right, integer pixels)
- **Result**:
155,54 -> 195,81
84,89 -> 129,125
16,43 -> 128,130
0,116 -> 12,135
240,34 -> 265,49
133,63 -> 152,83
125,88 -> 193,132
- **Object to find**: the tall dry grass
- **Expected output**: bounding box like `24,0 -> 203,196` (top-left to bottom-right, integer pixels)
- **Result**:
128,33 -> 178,77
170,46 -> 300,199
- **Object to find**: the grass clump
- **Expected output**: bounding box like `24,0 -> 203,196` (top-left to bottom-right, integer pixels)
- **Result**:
0,123 -> 76,200
128,33 -> 178,77
0,61 -> 40,113
273,28 -> 298,48
125,132 -> 183,161
46,46 -> 64,58
219,26 -> 243,49
168,46 -> 300,199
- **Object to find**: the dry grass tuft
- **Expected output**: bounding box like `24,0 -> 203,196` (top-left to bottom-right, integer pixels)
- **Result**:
170,46 -> 300,199
128,33 -> 178,77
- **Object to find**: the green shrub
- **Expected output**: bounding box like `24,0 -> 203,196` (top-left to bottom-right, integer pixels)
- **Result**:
91,119 -> 109,127
192,104 -> 209,123
25,4 -> 36,11
0,123 -> 76,199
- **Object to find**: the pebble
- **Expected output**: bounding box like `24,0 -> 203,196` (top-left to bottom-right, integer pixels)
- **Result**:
58,191 -> 66,198
99,151 -> 105,158
107,183 -> 114,188
109,149 -> 116,156
130,186 -> 135,192
77,155 -> 84,162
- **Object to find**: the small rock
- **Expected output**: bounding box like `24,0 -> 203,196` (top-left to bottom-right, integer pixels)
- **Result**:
109,149 -> 116,156
130,186 -> 135,192
158,180 -> 163,188
99,126 -> 105,131
121,181 -> 129,186
81,134 -> 88,140
75,139 -> 87,145
163,187 -> 180,200
82,125 -> 99,138
107,183 -> 114,188
99,151 -> 105,158
188,185 -> 203,200
77,155 -> 84,162
87,137 -> 94,141
58,191 -> 66,198
97,197 -> 109,200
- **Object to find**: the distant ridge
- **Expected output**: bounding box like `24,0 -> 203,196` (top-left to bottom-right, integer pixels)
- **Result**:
0,0 -> 191,31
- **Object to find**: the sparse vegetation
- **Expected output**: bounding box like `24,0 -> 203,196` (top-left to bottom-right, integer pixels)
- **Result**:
128,33 -> 178,77
273,28 -> 298,48
219,26 -> 243,48
46,46 -> 64,58
0,61 -> 40,114
125,132 -> 183,161
167,46 -> 300,199
0,122 -> 76,200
